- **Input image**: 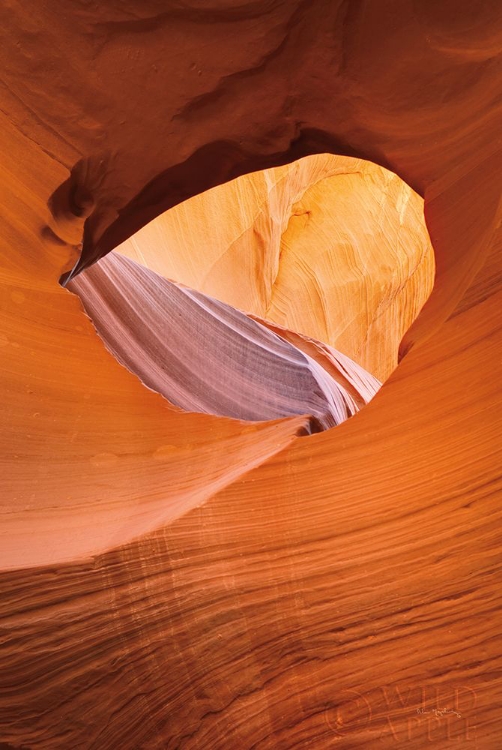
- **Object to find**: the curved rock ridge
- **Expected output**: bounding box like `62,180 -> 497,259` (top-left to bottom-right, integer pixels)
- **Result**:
116,154 -> 435,381
69,252 -> 381,431
0,3 -> 501,750
0,113 -> 313,572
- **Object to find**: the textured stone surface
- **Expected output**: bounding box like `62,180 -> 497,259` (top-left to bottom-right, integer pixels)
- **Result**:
69,251 -> 380,429
0,2 -> 501,749
117,155 -> 434,381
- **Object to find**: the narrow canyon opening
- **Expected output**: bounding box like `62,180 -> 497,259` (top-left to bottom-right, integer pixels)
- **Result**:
68,154 -> 435,432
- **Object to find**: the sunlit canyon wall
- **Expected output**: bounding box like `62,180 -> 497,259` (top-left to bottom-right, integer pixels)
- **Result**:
0,2 -> 501,749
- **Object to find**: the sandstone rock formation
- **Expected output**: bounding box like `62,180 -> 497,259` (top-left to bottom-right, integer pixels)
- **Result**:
69,251 -> 381,430
116,155 -> 434,381
0,2 -> 501,749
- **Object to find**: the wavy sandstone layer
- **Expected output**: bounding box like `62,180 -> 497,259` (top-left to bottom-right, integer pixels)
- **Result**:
117,155 -> 434,381
69,251 -> 381,430
0,2 -> 501,749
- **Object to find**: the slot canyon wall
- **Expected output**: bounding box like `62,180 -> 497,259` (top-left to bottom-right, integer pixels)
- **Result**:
0,1 -> 501,749
114,155 -> 434,382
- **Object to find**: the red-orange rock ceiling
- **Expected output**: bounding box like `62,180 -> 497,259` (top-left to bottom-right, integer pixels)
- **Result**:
0,2 -> 501,749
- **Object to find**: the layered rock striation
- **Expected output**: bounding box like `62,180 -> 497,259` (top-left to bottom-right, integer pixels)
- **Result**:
69,251 -> 381,430
117,155 -> 434,381
0,2 -> 501,749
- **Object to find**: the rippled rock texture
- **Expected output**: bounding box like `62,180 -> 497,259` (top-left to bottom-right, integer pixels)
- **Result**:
1,1 -> 502,749
69,250 -> 381,430
116,155 -> 434,382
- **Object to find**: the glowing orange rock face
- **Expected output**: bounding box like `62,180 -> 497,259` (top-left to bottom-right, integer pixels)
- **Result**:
117,155 -> 434,382
1,2 -> 501,749
66,156 -> 430,447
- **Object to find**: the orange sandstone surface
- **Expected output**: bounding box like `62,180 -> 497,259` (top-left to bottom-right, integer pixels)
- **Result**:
0,2 -> 502,749
117,155 -> 434,382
